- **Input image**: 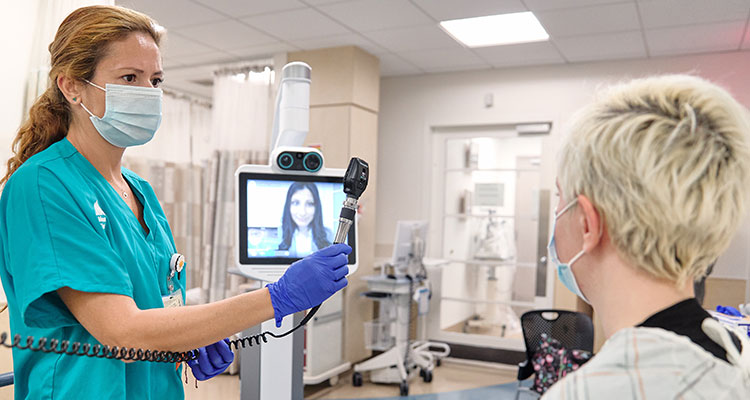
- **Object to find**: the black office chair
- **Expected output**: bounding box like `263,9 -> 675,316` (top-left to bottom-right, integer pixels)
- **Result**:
515,310 -> 594,399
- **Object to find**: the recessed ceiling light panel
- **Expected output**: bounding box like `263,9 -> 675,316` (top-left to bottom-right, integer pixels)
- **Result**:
440,12 -> 549,48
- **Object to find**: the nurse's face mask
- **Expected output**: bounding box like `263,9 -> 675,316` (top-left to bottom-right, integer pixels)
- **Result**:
548,197 -> 590,303
79,80 -> 162,148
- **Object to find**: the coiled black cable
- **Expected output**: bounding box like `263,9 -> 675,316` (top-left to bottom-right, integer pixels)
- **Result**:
227,304 -> 319,351
0,305 -> 320,364
0,331 -> 197,363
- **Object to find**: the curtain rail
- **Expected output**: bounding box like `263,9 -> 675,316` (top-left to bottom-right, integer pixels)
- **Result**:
213,63 -> 274,77
162,88 -> 213,108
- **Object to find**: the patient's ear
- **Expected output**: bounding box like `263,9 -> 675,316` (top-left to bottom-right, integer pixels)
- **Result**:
577,194 -> 603,252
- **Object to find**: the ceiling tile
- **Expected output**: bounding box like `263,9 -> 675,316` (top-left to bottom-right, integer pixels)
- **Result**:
535,3 -> 641,37
161,32 -> 218,58
397,46 -> 490,71
426,64 -> 493,74
638,0 -> 750,29
123,0 -> 750,95
304,0 -> 352,4
176,20 -> 277,51
292,33 -> 387,55
117,0 -> 225,29
411,0 -> 527,21
241,8 -> 350,40
365,25 -> 460,52
318,0 -> 434,32
472,41 -> 565,67
523,0 -> 634,11
377,53 -> 424,76
646,20 -> 747,56
226,42 -> 300,59
161,57 -> 186,69
169,50 -> 239,68
162,63 -> 218,79
191,0 -> 306,18
524,0 -> 631,11
555,31 -> 646,62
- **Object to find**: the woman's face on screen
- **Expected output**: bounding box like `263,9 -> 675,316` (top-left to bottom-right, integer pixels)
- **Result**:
290,188 -> 315,229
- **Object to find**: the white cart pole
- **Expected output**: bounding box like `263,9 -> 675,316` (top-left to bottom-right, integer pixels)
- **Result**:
240,312 -> 304,400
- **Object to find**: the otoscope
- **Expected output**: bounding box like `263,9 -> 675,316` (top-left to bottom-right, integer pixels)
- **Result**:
0,157 -> 370,363
297,157 -> 369,327
334,158 -> 370,243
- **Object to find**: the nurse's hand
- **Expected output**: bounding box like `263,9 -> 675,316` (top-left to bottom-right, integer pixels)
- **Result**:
266,243 -> 351,327
187,338 -> 234,381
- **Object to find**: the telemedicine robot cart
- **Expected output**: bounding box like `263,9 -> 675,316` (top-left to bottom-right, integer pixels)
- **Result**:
233,62 -> 364,400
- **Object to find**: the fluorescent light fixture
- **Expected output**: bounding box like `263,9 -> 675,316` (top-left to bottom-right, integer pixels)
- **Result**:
516,123 -> 551,135
440,12 -> 549,48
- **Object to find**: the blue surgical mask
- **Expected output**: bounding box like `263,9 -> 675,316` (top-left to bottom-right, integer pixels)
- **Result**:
548,198 -> 589,303
80,80 -> 162,148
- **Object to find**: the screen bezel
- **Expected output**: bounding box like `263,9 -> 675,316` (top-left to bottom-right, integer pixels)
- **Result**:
238,171 -> 356,265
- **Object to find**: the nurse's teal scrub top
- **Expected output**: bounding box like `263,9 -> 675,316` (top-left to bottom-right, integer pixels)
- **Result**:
0,138 -> 186,399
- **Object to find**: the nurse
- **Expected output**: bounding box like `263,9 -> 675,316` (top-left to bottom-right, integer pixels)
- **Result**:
543,75 -> 750,398
0,5 -> 350,400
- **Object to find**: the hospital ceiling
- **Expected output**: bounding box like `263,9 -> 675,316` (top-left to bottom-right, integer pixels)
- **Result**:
115,0 -> 750,99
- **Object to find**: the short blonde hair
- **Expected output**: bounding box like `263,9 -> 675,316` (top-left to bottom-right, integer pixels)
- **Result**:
558,75 -> 750,285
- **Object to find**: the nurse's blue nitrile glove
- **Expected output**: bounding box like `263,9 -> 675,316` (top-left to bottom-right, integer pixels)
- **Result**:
266,243 -> 351,327
716,305 -> 743,317
187,338 -> 234,381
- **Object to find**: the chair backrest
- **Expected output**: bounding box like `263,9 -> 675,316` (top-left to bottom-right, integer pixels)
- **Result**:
520,309 -> 594,360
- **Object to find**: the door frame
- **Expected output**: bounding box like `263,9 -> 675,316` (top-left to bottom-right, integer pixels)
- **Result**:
423,123 -> 556,351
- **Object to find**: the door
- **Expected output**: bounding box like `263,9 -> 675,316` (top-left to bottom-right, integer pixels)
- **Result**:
428,126 -> 552,351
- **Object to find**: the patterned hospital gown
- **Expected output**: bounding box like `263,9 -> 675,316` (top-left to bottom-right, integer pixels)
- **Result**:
542,320 -> 750,399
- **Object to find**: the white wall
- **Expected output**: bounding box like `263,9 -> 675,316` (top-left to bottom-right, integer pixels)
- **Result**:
377,51 -> 750,281
0,1 -> 40,181
0,0 -> 40,304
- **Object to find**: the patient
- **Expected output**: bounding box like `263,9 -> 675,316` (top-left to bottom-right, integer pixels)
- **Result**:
543,75 -> 750,398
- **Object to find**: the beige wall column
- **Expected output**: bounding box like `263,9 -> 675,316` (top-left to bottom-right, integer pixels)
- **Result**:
287,46 -> 379,364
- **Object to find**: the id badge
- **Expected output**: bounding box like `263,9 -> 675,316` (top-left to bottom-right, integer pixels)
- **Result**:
162,288 -> 184,308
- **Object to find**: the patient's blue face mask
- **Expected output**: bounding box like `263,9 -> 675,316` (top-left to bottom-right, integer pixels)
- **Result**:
548,197 -> 590,303
80,80 -> 162,148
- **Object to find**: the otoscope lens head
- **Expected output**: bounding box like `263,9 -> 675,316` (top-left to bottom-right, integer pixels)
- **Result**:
343,158 -> 369,199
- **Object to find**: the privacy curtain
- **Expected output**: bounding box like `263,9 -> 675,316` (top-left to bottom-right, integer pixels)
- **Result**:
202,66 -> 274,303
24,0 -> 114,115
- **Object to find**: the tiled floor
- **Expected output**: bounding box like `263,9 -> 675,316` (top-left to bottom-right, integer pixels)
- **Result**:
184,359 -> 518,400
309,383 -> 530,400
0,359 -> 519,399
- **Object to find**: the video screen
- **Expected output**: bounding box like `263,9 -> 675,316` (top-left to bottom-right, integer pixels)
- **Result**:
238,173 -> 355,265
